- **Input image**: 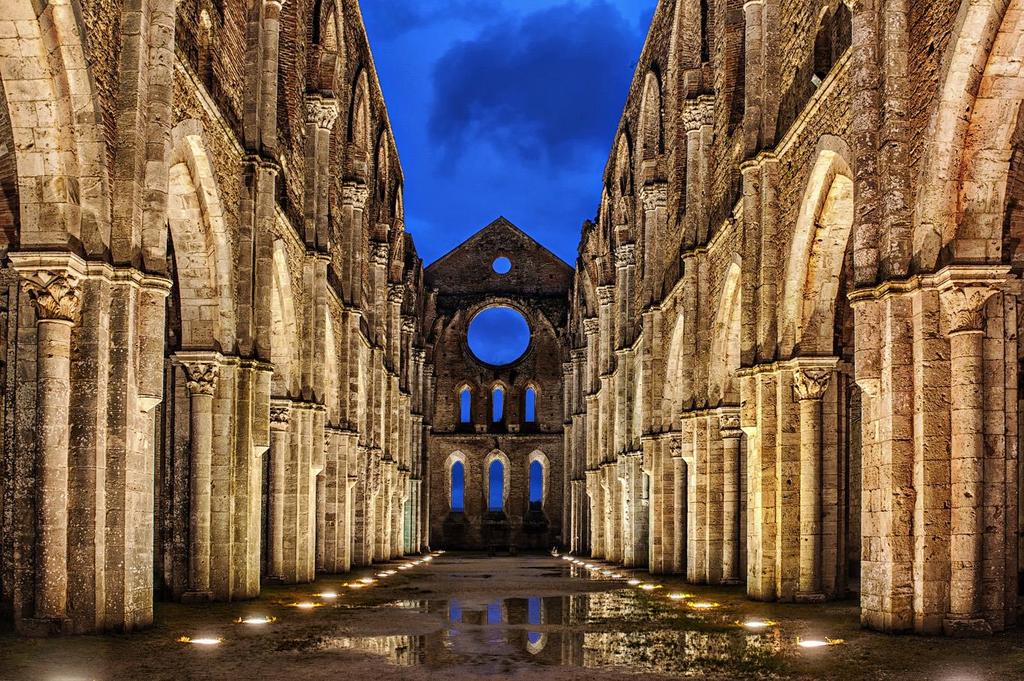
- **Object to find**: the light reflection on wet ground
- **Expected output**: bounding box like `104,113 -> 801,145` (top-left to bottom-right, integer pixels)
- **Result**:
1,554 -> 1021,680
315,591 -> 784,676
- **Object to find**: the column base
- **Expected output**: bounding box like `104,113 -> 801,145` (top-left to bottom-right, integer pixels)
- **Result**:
180,590 -> 214,604
795,591 -> 827,604
21,616 -> 71,637
942,616 -> 993,637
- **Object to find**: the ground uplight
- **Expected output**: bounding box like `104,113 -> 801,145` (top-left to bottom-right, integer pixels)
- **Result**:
742,619 -> 776,630
179,636 -> 222,646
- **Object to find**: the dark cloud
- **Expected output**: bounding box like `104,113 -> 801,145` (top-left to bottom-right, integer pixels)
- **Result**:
428,2 -> 643,170
362,1 -> 497,37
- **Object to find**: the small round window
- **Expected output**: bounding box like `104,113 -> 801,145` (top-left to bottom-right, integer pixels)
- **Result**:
467,306 -> 531,366
492,256 -> 512,275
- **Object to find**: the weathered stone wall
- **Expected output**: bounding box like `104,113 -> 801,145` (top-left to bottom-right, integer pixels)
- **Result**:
424,218 -> 570,551
567,0 -> 1023,638
0,0 -> 427,635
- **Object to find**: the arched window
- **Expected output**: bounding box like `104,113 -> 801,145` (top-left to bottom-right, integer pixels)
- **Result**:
491,386 -> 505,423
459,386 -> 472,423
451,460 -> 465,512
524,387 -> 537,423
814,3 -> 852,83
488,459 -> 505,511
527,596 -> 544,650
529,460 -> 543,511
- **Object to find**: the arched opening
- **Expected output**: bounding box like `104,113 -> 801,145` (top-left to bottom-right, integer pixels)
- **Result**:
529,460 -> 543,511
458,385 -> 473,425
526,596 -> 546,653
451,461 -> 465,512
491,385 -> 505,424
523,387 -> 537,424
813,2 -> 852,83
488,460 -> 505,512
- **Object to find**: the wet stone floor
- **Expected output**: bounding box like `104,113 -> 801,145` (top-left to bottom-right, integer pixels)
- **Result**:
1,553 -> 1023,680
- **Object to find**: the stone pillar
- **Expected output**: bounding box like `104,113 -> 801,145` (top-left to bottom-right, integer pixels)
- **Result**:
719,408 -> 743,584
672,441 -> 686,575
940,283 -> 998,636
177,355 -> 220,602
268,401 -> 290,580
614,245 -> 636,348
303,95 -> 339,248
742,0 -> 765,155
340,182 -> 369,306
638,185 -> 667,307
793,362 -> 835,601
20,267 -> 83,623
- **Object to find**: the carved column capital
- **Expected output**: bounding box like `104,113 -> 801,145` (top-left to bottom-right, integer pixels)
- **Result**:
270,401 -> 291,429
388,284 -> 404,305
341,180 -> 369,209
668,437 -> 682,460
682,96 -> 714,132
23,270 -> 83,323
401,317 -> 416,334
718,409 -> 743,439
182,362 -> 220,396
597,285 -> 615,306
639,183 -> 668,212
582,317 -> 600,336
370,241 -> 390,266
304,95 -> 340,131
793,368 -> 832,402
940,285 -> 999,335
615,243 -> 636,269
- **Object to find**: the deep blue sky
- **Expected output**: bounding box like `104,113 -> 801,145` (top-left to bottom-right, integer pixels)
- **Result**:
360,0 -> 658,266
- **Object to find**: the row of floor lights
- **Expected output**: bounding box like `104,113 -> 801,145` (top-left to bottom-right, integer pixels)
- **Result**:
179,551 -> 446,646
556,553 -> 843,650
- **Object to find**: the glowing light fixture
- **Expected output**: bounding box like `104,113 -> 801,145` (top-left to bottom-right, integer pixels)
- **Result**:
319,591 -> 339,599
627,579 -> 642,586
689,601 -> 720,610
638,583 -> 660,591
236,616 -> 275,625
668,593 -> 692,601
178,636 -> 222,646
741,619 -> 776,630
358,577 -> 375,584
291,601 -> 322,609
798,637 -> 844,648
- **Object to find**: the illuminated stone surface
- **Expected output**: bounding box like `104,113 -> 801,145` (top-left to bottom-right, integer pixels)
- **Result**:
1,556 -> 1020,680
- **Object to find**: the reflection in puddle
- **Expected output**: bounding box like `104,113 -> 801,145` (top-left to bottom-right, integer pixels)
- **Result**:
324,588 -> 785,676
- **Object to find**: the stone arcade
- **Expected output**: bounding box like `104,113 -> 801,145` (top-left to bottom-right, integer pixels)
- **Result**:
0,0 -> 1021,646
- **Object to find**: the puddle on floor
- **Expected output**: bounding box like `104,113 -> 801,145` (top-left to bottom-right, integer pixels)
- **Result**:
315,590 -> 784,676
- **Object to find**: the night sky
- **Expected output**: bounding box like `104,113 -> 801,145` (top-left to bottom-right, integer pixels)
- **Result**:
360,0 -> 659,266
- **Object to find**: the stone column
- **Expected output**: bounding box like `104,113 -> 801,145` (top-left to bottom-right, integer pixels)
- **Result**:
257,0 -> 284,148
793,362 -> 834,602
672,440 -> 686,575
614,245 -> 636,348
719,409 -> 743,584
303,95 -> 339,248
268,401 -> 290,579
20,267 -> 83,623
177,355 -> 221,602
340,182 -> 369,306
940,283 -> 998,635
638,184 -> 667,307
742,0 -> 765,155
